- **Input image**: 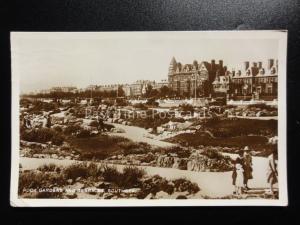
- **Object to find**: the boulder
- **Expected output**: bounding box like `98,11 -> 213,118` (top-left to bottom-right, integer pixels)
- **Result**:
67,179 -> 73,185
103,193 -> 114,199
156,155 -> 174,168
155,191 -> 169,199
51,154 -> 58,159
172,158 -> 187,170
65,192 -> 77,199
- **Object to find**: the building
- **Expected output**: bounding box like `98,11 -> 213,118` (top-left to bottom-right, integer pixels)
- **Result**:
153,79 -> 168,90
230,59 -> 278,100
212,71 -> 231,95
123,80 -> 155,97
168,57 -> 227,97
96,84 -> 119,92
50,86 -> 77,93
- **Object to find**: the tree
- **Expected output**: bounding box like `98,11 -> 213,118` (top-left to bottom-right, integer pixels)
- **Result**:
144,84 -> 153,98
160,85 -> 170,98
117,86 -> 125,97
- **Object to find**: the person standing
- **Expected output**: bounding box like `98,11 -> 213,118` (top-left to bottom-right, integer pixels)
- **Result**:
267,148 -> 278,194
243,146 -> 253,190
232,150 -> 244,195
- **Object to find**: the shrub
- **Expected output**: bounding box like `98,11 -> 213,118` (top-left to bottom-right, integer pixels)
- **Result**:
119,141 -> 151,155
21,128 -> 55,143
64,125 -> 82,135
201,148 -> 223,160
133,103 -> 148,110
76,130 -> 92,138
102,166 -> 121,184
35,190 -> 63,199
53,126 -> 63,133
18,171 -> 65,195
86,163 -> 102,178
173,178 -> 200,194
51,133 -> 64,146
80,151 -> 109,161
63,163 -> 89,180
37,163 -> 58,172
120,167 -> 145,188
89,120 -> 99,127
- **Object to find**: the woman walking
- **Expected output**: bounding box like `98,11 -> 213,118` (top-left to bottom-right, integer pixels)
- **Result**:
232,150 -> 244,195
243,146 -> 253,190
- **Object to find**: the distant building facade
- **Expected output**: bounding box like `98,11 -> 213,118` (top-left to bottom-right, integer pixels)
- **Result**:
230,59 -> 278,100
168,57 -> 278,100
168,57 -> 226,97
50,86 -> 77,93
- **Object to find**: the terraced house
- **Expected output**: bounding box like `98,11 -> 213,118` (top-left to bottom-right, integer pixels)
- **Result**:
230,59 -> 278,100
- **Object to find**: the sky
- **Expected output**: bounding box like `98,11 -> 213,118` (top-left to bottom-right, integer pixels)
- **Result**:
11,32 -> 280,93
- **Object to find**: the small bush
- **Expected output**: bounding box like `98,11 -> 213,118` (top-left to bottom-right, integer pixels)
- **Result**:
35,190 -> 63,199
64,125 -> 82,135
89,120 -> 99,127
201,148 -> 223,160
173,178 -> 200,194
37,163 -> 58,172
21,128 -> 55,143
76,130 -> 92,138
102,166 -> 121,183
63,163 -> 89,180
53,126 -> 63,133
120,167 -> 145,188
51,133 -> 64,146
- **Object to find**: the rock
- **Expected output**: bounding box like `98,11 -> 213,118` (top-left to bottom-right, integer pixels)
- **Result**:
156,155 -> 174,168
176,195 -> 188,199
67,179 -> 73,185
155,191 -> 169,199
145,193 -> 156,199
103,193 -> 114,199
111,128 -> 125,133
97,182 -> 111,189
51,154 -> 58,159
172,158 -> 187,170
75,177 -> 81,182
65,192 -> 77,199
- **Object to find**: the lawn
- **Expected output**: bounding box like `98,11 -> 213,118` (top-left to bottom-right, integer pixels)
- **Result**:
165,132 -> 269,150
196,117 -> 277,138
68,135 -> 131,160
68,135 -> 152,160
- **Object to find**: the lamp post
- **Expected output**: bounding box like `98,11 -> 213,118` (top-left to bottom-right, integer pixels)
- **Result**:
191,73 -> 200,101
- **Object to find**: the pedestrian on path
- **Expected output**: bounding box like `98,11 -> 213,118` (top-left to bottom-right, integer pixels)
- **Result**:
243,146 -> 253,190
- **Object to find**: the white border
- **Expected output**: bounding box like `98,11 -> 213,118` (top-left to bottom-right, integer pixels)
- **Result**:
10,31 -> 288,207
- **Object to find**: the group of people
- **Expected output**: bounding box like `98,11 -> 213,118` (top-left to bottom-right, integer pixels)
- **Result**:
232,146 -> 278,196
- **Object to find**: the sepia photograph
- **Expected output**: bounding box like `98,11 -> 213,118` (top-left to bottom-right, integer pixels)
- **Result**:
10,31 -> 287,206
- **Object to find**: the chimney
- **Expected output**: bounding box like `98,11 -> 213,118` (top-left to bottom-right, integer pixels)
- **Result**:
252,62 -> 257,68
244,61 -> 249,70
268,59 -> 274,70
211,59 -> 215,70
219,60 -> 223,68
258,62 -> 262,69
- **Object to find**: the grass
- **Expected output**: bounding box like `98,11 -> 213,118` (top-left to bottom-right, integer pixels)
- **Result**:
68,135 -> 154,160
199,117 -> 277,137
166,132 -> 269,149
